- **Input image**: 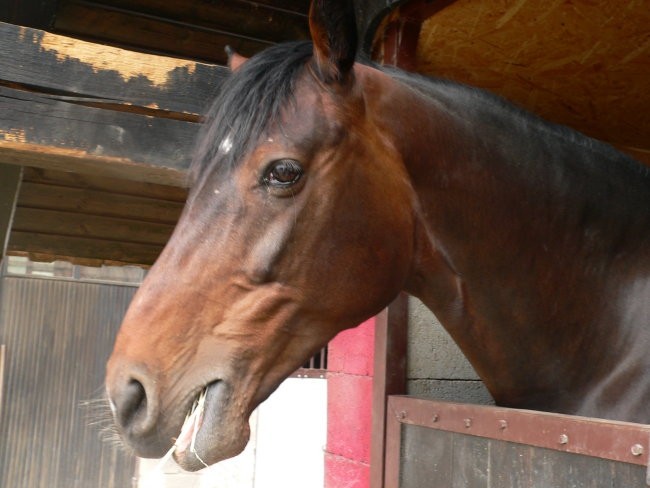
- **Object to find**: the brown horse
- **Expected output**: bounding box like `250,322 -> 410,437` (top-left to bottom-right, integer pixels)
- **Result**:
106,0 -> 650,471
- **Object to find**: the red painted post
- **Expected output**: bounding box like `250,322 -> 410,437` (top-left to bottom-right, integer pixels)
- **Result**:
325,318 -> 376,488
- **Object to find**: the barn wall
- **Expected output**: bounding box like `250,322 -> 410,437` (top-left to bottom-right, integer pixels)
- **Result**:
0,273 -> 137,487
407,297 -> 493,405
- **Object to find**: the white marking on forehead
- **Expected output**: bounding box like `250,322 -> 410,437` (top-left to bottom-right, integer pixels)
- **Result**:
219,134 -> 233,154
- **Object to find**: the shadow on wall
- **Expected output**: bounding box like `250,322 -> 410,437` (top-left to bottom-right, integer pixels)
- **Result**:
407,297 -> 494,405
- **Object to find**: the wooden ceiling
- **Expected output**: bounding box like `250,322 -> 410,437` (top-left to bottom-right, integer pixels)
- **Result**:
53,0 -> 310,65
413,0 -> 650,164
4,0 -> 310,64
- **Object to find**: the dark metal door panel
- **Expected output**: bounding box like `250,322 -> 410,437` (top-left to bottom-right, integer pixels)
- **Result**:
0,277 -> 136,488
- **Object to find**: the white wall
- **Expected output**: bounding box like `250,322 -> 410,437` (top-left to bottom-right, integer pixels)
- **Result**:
138,377 -> 327,488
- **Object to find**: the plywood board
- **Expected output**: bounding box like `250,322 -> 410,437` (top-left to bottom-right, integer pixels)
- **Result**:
416,0 -> 650,161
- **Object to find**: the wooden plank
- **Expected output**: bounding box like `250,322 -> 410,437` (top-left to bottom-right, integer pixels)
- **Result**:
0,164 -> 22,259
415,1 -> 650,156
0,21 -> 225,116
0,84 -> 196,186
59,0 -> 309,46
22,167 -> 187,202
8,231 -> 162,265
54,1 -> 274,65
12,207 -> 175,246
18,182 -> 184,225
0,0 -> 58,28
370,293 -> 409,488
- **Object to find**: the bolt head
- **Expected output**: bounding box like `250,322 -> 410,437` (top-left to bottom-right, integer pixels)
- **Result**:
631,444 -> 644,456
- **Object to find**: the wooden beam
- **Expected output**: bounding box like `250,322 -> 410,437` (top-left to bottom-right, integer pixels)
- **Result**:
17,182 -> 184,225
0,21 -> 228,186
54,0 -> 309,65
370,293 -> 409,488
8,231 -> 162,266
0,85 -> 196,186
0,22 -> 226,115
0,0 -> 58,29
12,208 -> 175,246
0,163 -> 22,260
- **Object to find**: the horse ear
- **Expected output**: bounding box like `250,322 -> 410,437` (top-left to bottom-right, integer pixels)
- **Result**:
225,46 -> 248,72
309,0 -> 358,84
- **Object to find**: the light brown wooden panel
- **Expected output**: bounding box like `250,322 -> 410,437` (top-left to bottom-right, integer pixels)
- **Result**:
22,167 -> 187,203
12,207 -> 175,246
416,0 -> 650,161
9,231 -> 162,266
17,182 -> 184,225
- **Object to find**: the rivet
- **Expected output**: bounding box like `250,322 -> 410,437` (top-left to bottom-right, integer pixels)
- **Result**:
464,418 -> 472,428
558,434 -> 569,445
498,420 -> 508,430
631,444 -> 644,456
398,410 -> 407,420
432,414 -> 439,423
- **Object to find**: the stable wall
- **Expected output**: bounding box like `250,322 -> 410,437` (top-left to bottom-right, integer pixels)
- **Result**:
407,297 -> 493,405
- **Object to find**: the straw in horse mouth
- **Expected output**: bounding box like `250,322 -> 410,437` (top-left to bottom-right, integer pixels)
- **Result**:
153,386 -> 211,471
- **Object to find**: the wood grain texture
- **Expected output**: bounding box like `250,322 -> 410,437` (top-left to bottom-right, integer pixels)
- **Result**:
415,0 -> 650,163
54,0 -> 309,64
7,169 -> 186,266
0,22 -> 228,185
0,84 -> 196,186
0,164 -> 21,259
0,21 -> 225,115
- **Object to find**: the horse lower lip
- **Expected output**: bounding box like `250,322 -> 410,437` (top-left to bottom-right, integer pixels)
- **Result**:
176,380 -> 222,455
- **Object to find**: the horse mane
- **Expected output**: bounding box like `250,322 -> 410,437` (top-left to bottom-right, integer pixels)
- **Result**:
190,41 -> 313,186
192,40 -> 649,192
382,66 -> 648,181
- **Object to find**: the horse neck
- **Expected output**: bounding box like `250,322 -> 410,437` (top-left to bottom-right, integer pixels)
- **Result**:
364,67 -> 650,411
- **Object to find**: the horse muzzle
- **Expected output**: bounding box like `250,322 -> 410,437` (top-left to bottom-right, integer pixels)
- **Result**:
106,358 -> 250,469
106,360 -> 173,458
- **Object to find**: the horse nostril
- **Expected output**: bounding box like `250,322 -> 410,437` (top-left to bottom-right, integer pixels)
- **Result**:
113,378 -> 149,433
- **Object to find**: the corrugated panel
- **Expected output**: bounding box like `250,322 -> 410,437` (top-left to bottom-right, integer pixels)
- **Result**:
0,277 -> 137,488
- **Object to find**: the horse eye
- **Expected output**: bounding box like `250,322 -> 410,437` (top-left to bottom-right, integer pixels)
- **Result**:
263,159 -> 303,187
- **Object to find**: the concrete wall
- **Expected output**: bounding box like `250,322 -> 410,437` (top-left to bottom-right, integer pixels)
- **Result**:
407,297 -> 494,405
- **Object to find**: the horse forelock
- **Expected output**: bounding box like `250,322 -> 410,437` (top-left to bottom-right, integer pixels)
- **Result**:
189,41 -> 314,188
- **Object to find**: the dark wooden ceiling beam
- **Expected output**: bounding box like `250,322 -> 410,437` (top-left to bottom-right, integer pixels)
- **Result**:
0,22 -> 228,187
0,0 -> 58,28
54,0 -> 293,64
66,0 -> 310,44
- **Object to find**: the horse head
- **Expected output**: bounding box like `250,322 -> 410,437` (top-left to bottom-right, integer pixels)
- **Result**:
106,0 -> 415,470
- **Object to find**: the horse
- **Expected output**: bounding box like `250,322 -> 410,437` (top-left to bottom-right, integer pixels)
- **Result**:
105,0 -> 650,471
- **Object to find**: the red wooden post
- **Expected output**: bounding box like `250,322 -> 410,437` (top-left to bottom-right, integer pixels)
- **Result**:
325,318 -> 376,487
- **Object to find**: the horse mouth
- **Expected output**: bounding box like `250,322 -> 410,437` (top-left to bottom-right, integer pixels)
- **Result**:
171,380 -> 224,469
